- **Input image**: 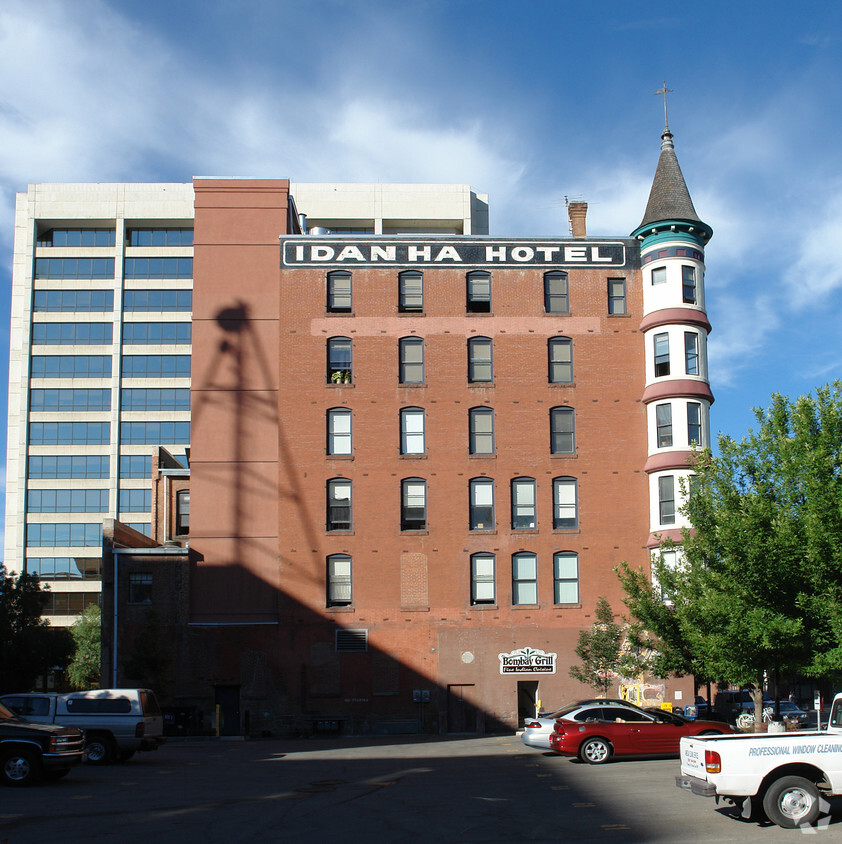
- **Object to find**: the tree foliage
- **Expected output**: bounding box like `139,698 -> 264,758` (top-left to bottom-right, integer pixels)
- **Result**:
569,596 -> 648,696
0,568 -> 73,693
67,604 -> 102,689
619,384 -> 842,701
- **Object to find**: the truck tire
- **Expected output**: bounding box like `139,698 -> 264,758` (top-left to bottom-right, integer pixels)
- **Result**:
1,748 -> 41,787
578,737 -> 612,764
85,734 -> 114,765
762,776 -> 821,828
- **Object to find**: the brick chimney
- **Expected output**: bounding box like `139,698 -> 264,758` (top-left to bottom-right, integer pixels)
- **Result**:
568,201 -> 588,238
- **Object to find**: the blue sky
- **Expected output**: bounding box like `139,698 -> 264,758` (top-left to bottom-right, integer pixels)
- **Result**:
1,0 -> 842,541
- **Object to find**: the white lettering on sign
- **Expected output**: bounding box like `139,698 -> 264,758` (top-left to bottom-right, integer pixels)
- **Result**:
281,240 -> 631,268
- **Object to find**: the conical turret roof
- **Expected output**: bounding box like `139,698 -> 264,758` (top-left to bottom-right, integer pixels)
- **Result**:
638,129 -> 701,228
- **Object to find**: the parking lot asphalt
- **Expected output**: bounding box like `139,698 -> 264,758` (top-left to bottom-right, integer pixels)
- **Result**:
2,734 -> 840,843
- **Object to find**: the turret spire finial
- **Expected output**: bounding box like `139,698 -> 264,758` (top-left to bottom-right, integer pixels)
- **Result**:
654,81 -> 674,136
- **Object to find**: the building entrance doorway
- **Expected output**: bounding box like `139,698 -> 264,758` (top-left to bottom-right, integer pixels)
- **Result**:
447,684 -> 477,733
517,680 -> 539,726
214,685 -> 240,736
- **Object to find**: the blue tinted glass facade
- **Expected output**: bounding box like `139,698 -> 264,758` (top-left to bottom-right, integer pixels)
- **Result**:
34,258 -> 115,278
122,323 -> 191,344
124,258 -> 193,278
37,228 -> 115,247
121,388 -> 190,411
27,489 -> 109,513
26,524 -> 102,547
31,356 -> 111,378
121,355 -> 191,378
119,455 -> 152,478
34,290 -> 114,312
120,421 -> 190,444
32,323 -> 112,345
30,389 -> 111,412
127,228 -> 193,246
28,455 -> 110,479
118,489 -> 152,512
123,290 -> 192,311
29,422 -> 110,445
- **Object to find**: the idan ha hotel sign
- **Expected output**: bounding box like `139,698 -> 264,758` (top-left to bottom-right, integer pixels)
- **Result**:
282,239 -> 630,268
498,647 -> 557,674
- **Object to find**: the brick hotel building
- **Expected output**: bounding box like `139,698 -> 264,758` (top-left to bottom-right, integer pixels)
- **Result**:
5,128 -> 713,734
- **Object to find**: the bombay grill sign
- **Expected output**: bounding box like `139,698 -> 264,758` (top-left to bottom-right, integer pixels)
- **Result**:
498,647 -> 557,674
282,239 -> 631,268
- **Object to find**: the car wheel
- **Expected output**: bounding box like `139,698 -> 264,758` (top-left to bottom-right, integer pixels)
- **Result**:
85,735 -> 114,765
579,737 -> 612,764
1,749 -> 41,787
762,776 -> 821,829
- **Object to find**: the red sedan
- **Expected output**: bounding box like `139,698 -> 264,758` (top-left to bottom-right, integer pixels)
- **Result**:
549,704 -> 734,764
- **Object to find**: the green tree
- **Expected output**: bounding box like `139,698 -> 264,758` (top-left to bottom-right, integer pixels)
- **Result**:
0,568 -> 73,693
67,604 -> 102,689
619,384 -> 842,718
569,596 -> 647,696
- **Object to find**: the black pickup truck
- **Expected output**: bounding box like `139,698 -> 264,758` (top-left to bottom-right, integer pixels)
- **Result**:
0,700 -> 85,786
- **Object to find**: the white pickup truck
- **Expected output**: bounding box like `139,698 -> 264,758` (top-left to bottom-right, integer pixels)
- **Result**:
676,693 -> 842,828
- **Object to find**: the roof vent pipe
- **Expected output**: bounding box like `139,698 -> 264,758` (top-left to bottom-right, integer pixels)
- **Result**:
298,213 -> 307,234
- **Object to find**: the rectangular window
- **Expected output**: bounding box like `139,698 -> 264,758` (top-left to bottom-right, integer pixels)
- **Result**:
26,524 -> 101,547
400,408 -> 425,455
42,592 -> 101,615
687,402 -> 702,446
30,388 -> 111,412
554,552 -> 579,604
27,489 -> 109,513
553,477 -> 578,529
121,388 -> 190,411
469,478 -> 494,530
651,266 -> 667,285
34,290 -> 114,312
682,265 -> 697,303
34,258 -> 114,279
399,337 -> 424,384
512,552 -> 538,605
327,409 -> 352,455
399,271 -> 423,312
119,455 -> 152,479
327,555 -> 352,606
37,227 -> 115,247
122,355 -> 191,378
466,271 -> 491,313
469,407 -> 494,454
470,554 -> 495,605
550,407 -> 575,454
29,455 -> 110,479
327,479 -> 352,531
654,333 -> 670,377
123,290 -> 192,312
608,278 -> 627,315
401,478 -> 427,530
176,489 -> 189,536
127,228 -> 193,246
32,355 -> 112,379
656,403 -> 673,448
128,573 -> 153,605
468,337 -> 493,383
548,337 -> 573,383
327,337 -> 353,384
544,271 -> 569,314
659,475 -> 676,524
122,323 -> 192,345
511,478 -> 536,529
29,422 -> 110,445
31,323 -> 113,345
327,271 -> 352,312
26,557 -> 101,580
120,421 -> 190,444
684,332 -> 699,375
119,489 -> 152,513
124,258 -> 193,279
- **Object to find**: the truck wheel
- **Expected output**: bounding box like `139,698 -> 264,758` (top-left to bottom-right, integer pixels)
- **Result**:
762,776 -> 821,828
579,737 -> 612,764
85,736 -> 114,765
1,749 -> 41,786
